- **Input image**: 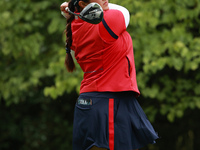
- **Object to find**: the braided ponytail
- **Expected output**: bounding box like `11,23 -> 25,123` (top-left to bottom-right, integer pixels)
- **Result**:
65,1 -> 75,72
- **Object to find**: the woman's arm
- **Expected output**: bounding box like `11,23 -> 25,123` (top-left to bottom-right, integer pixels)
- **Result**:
108,3 -> 130,28
99,9 -> 127,42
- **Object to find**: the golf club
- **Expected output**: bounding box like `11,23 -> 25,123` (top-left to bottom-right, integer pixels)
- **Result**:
66,2 -> 103,24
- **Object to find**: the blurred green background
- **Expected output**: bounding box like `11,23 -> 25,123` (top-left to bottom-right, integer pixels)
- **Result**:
0,0 -> 200,149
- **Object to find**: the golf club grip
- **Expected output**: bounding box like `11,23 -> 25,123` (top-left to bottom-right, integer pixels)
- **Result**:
66,7 -> 79,16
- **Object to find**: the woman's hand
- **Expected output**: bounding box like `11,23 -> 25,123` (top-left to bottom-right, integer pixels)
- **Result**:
60,2 -> 68,11
60,2 -> 70,19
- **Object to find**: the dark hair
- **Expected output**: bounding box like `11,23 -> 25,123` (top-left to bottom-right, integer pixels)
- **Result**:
65,0 -> 89,72
65,1 -> 75,72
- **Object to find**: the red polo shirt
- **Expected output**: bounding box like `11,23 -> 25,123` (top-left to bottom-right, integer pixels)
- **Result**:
71,9 -> 140,96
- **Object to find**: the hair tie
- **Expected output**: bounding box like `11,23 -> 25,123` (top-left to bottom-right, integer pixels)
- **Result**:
66,47 -> 71,54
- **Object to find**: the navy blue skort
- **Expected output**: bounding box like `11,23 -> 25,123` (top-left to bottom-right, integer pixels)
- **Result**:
72,92 -> 159,150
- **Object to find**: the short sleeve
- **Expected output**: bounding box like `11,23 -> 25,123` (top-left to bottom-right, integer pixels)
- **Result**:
99,9 -> 126,42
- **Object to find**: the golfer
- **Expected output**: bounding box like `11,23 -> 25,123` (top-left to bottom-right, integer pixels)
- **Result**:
60,0 -> 159,149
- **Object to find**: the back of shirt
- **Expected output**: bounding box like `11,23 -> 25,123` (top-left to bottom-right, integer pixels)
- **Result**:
71,9 -> 140,96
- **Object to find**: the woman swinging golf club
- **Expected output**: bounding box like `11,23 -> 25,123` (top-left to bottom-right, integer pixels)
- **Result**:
60,0 -> 159,150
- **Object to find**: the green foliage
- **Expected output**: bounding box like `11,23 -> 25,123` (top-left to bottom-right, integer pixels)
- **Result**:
0,0 -> 82,105
1,0 -> 200,121
0,92 -> 77,150
121,0 -> 200,123
1,0 -> 200,149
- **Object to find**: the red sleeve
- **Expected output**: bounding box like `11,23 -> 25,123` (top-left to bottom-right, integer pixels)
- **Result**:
99,9 -> 126,42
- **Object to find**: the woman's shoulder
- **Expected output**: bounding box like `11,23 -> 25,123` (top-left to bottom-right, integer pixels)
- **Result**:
103,9 -> 124,20
98,9 -> 126,42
